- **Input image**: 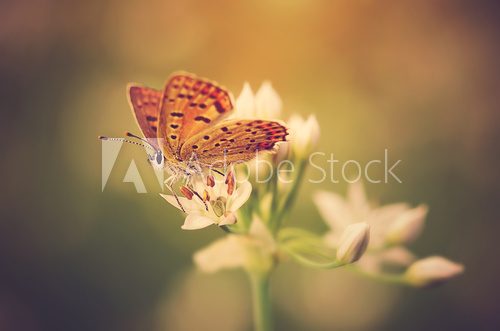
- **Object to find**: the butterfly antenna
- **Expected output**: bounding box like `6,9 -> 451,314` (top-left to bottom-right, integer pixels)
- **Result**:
98,136 -> 156,153
125,131 -> 157,151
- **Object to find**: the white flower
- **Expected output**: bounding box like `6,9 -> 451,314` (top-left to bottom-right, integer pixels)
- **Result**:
385,205 -> 428,245
193,235 -> 249,273
234,82 -> 282,120
161,173 -> 252,230
315,181 -> 415,249
336,223 -> 370,264
315,180 -> 433,275
287,114 -> 320,158
404,256 -> 464,288
356,246 -> 416,273
194,217 -> 276,274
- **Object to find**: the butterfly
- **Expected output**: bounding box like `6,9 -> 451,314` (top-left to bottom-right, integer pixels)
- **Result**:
100,72 -> 288,209
126,72 -> 288,171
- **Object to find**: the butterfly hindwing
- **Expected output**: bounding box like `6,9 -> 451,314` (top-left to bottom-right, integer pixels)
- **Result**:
158,72 -> 234,159
180,119 -> 288,166
128,85 -> 162,149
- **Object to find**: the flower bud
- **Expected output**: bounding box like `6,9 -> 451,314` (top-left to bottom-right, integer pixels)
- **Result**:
405,256 -> 464,288
288,114 -> 320,158
273,140 -> 291,165
336,223 -> 370,264
255,81 -> 282,119
234,81 -> 282,120
234,82 -> 256,118
385,205 -> 428,245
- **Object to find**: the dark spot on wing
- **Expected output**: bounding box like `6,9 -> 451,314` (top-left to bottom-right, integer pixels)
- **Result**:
214,101 -> 226,113
195,116 -> 211,123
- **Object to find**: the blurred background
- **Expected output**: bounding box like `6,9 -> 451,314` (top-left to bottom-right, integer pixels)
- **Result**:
1,0 -> 499,330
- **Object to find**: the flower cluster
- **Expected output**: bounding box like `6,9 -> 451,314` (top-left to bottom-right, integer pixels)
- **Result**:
160,80 -> 464,331
161,81 -> 463,287
314,181 -> 464,287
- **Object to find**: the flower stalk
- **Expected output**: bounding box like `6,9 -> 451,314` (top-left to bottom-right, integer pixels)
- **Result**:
249,271 -> 273,331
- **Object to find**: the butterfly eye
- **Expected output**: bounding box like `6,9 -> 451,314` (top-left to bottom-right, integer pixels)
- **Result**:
156,151 -> 164,165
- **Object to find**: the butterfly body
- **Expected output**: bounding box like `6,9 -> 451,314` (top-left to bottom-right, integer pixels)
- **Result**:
128,72 -> 288,173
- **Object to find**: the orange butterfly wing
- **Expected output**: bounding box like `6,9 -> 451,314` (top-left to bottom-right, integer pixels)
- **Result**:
180,119 -> 288,167
127,85 -> 162,149
157,72 -> 233,160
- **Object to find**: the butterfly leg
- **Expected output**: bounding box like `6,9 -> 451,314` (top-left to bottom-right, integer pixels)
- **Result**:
164,171 -> 186,213
192,190 -> 208,211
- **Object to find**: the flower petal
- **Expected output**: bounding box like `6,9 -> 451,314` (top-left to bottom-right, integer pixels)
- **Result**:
189,174 -> 207,194
357,247 -> 416,274
287,114 -> 320,157
255,81 -> 282,119
347,181 -> 370,218
227,181 -> 252,212
160,194 -> 201,213
209,173 -> 227,198
249,216 -> 275,249
305,114 -> 320,148
313,191 -> 352,231
219,212 -> 237,226
193,236 -> 248,273
368,202 -> 411,247
385,204 -> 428,245
181,214 -> 214,230
235,82 -> 256,118
405,256 -> 464,287
379,246 -> 416,267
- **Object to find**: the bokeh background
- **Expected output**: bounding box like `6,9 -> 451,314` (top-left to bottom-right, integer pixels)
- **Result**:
1,0 -> 499,330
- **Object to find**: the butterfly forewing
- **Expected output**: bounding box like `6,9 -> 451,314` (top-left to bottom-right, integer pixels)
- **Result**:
158,72 -> 234,160
128,85 -> 162,149
180,119 -> 288,166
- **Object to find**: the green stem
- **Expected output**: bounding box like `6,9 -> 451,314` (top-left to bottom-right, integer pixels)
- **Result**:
249,272 -> 273,331
271,159 -> 307,234
348,266 -> 407,285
